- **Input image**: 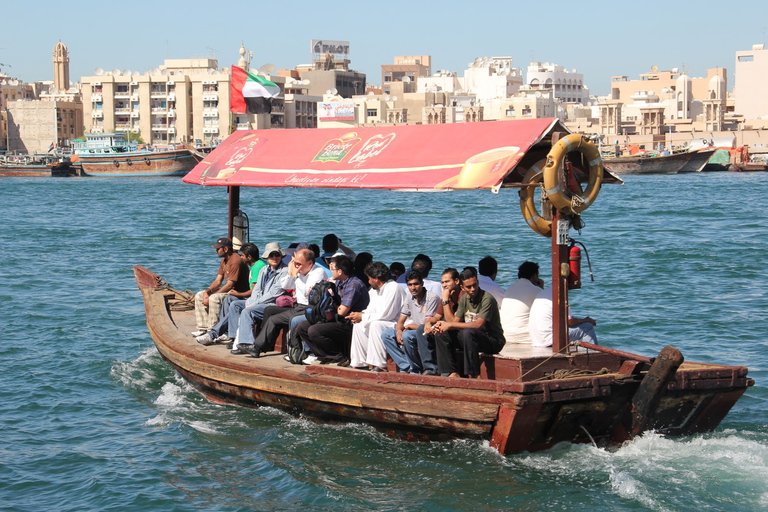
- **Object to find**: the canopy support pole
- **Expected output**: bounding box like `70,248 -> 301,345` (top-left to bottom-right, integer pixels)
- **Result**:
551,208 -> 569,354
227,186 -> 240,241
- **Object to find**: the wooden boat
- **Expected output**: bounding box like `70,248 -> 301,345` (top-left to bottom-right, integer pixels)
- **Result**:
0,154 -> 76,177
135,119 -> 753,454
72,132 -> 198,177
603,147 -> 716,175
75,148 -> 197,177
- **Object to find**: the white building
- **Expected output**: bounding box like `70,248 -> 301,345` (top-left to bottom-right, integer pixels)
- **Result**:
527,62 -> 588,105
734,44 -> 768,120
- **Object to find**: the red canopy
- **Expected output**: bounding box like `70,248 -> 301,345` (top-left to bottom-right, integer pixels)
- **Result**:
184,118 -> 570,190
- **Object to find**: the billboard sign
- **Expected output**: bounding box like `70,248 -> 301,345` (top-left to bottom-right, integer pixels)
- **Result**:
319,101 -> 356,121
311,39 -> 350,56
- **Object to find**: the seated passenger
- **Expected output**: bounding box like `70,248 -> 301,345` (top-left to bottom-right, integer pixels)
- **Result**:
353,252 -> 373,288
242,248 -> 326,357
396,254 -> 442,296
321,233 -> 356,263
477,256 -> 505,308
228,243 -> 288,354
309,243 -> 332,279
432,267 -> 505,378
389,261 -> 406,281
194,242 -> 260,345
499,261 -> 544,347
293,255 -> 369,365
381,271 -> 441,373
191,237 -> 250,336
528,287 -> 598,348
419,268 -> 462,375
347,261 -> 406,372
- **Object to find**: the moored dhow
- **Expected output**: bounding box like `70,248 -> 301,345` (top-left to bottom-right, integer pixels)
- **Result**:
73,132 -> 198,177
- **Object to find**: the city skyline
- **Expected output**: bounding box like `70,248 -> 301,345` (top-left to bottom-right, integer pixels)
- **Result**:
2,0 -> 766,96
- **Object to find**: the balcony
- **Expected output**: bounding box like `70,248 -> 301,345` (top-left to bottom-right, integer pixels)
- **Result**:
203,108 -> 218,118
151,124 -> 169,130
203,126 -> 219,134
203,92 -> 219,101
114,92 -> 130,99
150,91 -> 167,98
151,107 -> 167,114
115,108 -> 131,114
115,123 -> 130,130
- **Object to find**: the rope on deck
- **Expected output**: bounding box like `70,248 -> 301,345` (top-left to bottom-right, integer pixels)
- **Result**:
515,341 -> 610,382
157,278 -> 195,311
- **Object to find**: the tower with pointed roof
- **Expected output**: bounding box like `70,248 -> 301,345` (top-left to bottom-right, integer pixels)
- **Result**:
53,41 -> 70,91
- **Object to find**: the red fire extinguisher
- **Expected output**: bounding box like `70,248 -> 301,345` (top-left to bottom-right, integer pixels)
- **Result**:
568,240 -> 593,290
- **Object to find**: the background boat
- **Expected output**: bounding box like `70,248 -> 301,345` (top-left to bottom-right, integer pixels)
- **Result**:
72,132 -> 198,177
603,147 -> 716,175
74,148 -> 197,177
0,154 -> 76,177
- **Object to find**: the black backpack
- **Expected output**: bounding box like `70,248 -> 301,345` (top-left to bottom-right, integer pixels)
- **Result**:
304,280 -> 341,325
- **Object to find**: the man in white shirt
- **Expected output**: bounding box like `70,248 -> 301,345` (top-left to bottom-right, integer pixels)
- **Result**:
499,261 -> 544,348
396,254 -> 443,296
477,256 -> 505,308
246,248 -> 326,357
528,287 -> 598,348
348,261 -> 406,371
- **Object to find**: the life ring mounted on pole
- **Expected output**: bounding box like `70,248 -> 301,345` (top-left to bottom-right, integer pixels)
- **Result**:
542,134 -> 603,215
519,159 -> 552,237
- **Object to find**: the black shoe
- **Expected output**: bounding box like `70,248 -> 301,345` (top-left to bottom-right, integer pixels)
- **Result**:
422,369 -> 438,376
225,342 -> 234,350
337,358 -> 350,367
243,344 -> 260,358
230,346 -> 249,355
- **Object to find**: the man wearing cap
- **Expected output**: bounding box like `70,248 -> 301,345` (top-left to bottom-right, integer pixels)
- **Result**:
227,242 -> 289,353
191,237 -> 250,336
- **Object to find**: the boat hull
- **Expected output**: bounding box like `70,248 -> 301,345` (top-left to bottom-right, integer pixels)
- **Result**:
0,161 -> 76,177
78,149 -> 196,177
604,149 -> 716,175
135,266 -> 752,454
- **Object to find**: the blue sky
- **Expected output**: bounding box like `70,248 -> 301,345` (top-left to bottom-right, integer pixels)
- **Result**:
2,0 -> 765,96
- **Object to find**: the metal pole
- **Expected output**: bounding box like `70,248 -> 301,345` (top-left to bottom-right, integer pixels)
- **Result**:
551,208 -> 569,353
227,186 -> 240,240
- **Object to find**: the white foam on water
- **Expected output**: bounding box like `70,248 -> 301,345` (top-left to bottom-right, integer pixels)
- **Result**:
110,347 -> 163,388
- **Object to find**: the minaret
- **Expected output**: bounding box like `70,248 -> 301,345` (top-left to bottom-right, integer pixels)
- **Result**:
53,41 -> 70,91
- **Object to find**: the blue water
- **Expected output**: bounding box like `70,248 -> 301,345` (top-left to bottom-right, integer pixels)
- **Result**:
1,173 -> 767,511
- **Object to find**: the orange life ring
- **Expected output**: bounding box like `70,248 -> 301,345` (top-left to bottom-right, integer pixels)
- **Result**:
519,159 -> 552,237
542,134 -> 603,214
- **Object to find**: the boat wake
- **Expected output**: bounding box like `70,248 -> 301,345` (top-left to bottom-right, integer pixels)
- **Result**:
509,431 -> 768,511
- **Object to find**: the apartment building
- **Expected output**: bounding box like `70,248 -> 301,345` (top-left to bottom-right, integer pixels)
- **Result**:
734,44 -> 768,121
381,55 -> 431,95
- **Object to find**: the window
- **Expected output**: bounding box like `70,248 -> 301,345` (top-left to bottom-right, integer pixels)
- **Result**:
367,109 -> 377,117
738,55 -> 754,62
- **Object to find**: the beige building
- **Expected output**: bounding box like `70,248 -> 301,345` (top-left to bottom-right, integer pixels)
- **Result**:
734,44 -> 768,121
2,41 -> 83,153
81,58 -> 230,145
381,55 -> 431,95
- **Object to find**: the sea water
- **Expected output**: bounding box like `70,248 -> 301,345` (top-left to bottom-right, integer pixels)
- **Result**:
1,173 -> 767,511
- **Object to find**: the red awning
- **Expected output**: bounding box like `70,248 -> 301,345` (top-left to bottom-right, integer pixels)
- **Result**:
184,118 -> 591,190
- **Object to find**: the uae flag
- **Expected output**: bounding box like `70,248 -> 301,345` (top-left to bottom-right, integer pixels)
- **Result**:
230,65 -> 280,114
